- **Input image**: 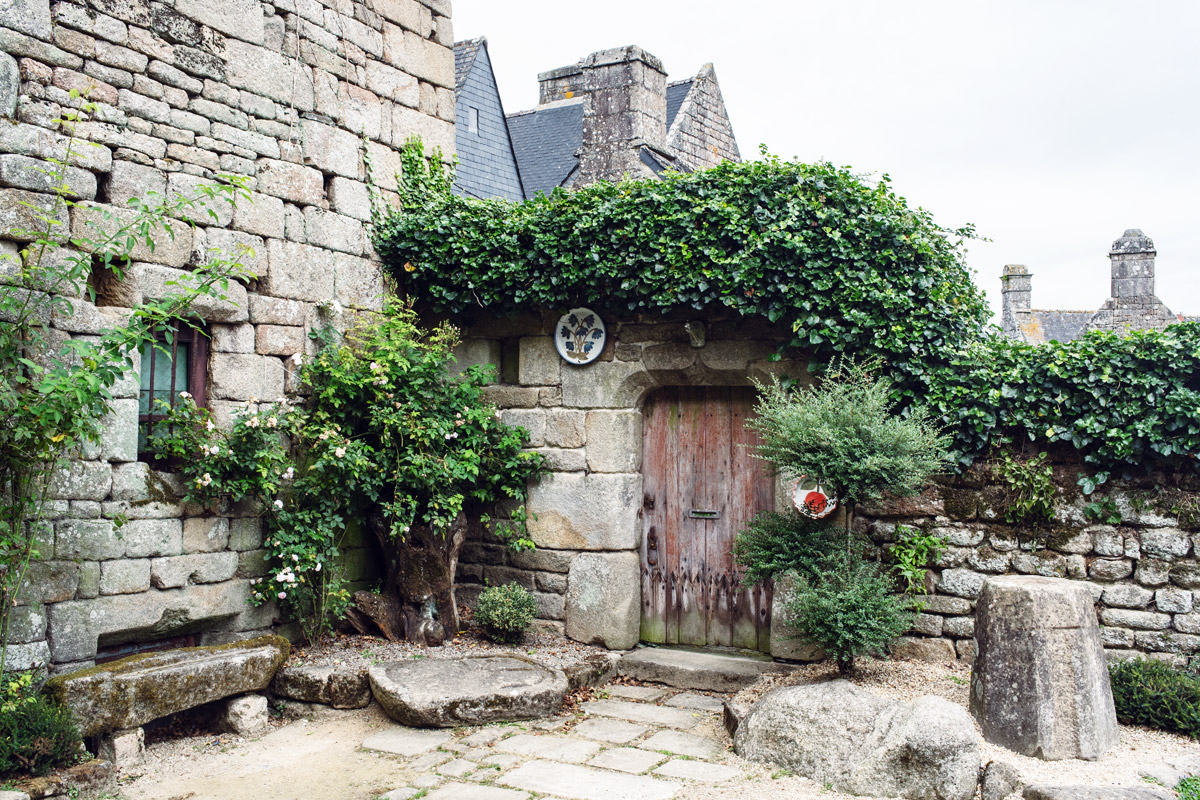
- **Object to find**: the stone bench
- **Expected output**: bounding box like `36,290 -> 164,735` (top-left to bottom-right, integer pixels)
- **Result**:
45,635 -> 290,740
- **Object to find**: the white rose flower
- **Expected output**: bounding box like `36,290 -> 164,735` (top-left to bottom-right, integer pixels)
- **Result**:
273,499 -> 284,509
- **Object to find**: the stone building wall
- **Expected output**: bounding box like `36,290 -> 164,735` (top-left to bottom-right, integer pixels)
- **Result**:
851,462 -> 1200,665
1,0 -> 454,673
664,64 -> 740,171
451,311 -> 806,649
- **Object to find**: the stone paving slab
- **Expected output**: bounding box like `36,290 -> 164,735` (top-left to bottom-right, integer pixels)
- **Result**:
438,757 -> 476,777
581,699 -> 699,729
619,647 -> 793,692
571,717 -> 649,744
606,685 -> 670,702
361,727 -> 452,757
494,733 -> 602,764
462,727 -> 515,747
654,758 -> 743,783
664,692 -> 726,711
640,730 -> 726,760
588,746 -> 667,774
499,760 -> 681,800
424,782 -> 531,800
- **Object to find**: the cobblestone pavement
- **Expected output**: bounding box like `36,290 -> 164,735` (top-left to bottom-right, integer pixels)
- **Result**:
362,683 -> 799,800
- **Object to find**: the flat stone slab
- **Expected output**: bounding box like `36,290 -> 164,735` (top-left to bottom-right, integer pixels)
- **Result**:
572,717 -> 649,744
640,730 -> 725,760
581,699 -> 699,729
589,747 -> 667,774
494,734 -> 601,764
1025,787 -> 1173,800
499,760 -> 680,800
369,655 -> 568,727
654,758 -> 742,783
618,648 -> 792,692
362,727 -> 452,757
425,784 -> 531,800
664,692 -> 726,711
606,685 -> 670,702
44,635 -> 289,737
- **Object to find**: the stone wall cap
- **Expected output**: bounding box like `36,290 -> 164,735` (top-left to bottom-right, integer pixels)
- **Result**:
1002,264 -> 1030,275
582,45 -> 665,74
1110,229 -> 1155,255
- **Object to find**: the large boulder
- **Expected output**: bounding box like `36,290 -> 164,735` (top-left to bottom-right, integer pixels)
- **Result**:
368,655 -> 568,727
971,576 -> 1119,761
735,680 -> 980,800
44,636 -> 290,737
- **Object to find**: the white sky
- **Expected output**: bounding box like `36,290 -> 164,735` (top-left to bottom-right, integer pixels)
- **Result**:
453,0 -> 1200,324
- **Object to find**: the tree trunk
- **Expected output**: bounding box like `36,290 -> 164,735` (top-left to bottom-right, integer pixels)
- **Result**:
354,511 -> 468,645
837,653 -> 855,676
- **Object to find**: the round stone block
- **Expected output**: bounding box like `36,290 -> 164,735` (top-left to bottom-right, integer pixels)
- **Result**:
368,655 -> 568,728
970,576 -> 1119,760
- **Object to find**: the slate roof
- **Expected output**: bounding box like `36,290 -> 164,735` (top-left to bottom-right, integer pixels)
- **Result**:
454,37 -> 483,91
506,100 -> 584,199
1027,310 -> 1093,343
666,80 -> 692,131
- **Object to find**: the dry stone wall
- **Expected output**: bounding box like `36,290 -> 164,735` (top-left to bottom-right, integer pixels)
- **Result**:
1,0 -> 454,672
858,463 -> 1200,664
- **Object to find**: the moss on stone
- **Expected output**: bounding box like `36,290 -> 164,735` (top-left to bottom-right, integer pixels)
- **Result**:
941,488 -> 980,521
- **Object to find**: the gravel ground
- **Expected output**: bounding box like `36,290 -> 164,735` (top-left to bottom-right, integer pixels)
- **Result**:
733,656 -> 1200,791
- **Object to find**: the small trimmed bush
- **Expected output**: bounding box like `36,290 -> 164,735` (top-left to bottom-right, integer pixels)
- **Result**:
0,672 -> 83,778
732,511 -> 844,586
785,553 -> 916,676
475,583 -> 537,643
1108,657 -> 1200,738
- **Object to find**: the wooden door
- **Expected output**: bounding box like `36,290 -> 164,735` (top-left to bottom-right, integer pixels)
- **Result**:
640,386 -> 775,651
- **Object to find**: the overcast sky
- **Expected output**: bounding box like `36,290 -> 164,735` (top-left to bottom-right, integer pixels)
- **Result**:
453,0 -> 1199,324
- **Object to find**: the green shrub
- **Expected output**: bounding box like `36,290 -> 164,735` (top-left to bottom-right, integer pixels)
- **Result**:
733,511 -> 852,586
475,583 -> 537,644
1108,657 -> 1200,738
1177,776 -> 1200,800
0,672 -> 82,778
784,553 -> 916,676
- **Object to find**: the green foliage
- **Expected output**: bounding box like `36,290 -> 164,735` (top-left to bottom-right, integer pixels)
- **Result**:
996,451 -> 1057,529
784,552 -> 916,676
732,511 -> 847,586
474,582 -> 537,643
1177,776 -> 1200,800
150,300 -> 544,642
0,94 -> 253,672
890,525 -> 946,595
1108,657 -> 1200,738
748,360 -> 952,514
1083,496 -> 1123,526
0,671 -> 83,778
377,140 -> 1200,476
374,141 -> 990,403
925,324 -> 1200,470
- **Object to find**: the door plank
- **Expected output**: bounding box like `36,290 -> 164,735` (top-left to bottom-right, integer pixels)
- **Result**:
640,394 -> 668,644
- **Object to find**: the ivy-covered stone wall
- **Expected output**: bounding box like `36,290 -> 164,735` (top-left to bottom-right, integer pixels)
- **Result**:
858,463 -> 1200,665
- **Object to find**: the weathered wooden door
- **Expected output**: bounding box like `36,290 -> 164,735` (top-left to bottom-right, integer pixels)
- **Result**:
640,386 -> 775,651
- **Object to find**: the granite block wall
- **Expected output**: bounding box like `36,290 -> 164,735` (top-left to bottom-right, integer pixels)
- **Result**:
1,0 -> 454,672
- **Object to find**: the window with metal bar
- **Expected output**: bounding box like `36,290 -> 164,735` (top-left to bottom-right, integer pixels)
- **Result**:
137,324 -> 209,457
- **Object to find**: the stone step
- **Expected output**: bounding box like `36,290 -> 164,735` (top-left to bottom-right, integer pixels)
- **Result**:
617,647 -> 793,692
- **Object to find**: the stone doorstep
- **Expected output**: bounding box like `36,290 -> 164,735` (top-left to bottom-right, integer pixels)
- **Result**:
580,698 -> 701,730
618,647 -> 794,692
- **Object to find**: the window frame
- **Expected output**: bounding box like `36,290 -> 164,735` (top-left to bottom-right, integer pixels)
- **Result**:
137,322 -> 209,459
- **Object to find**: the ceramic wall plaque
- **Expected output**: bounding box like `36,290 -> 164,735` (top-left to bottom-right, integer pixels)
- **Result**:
555,308 -> 606,365
792,476 -> 838,519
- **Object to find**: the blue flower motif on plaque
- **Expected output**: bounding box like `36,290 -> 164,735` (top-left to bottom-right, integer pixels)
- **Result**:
555,307 -> 606,365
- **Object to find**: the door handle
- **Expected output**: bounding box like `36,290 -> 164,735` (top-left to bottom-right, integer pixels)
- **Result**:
647,526 -> 659,566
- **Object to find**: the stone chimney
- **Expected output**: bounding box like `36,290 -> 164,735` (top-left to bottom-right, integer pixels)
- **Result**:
575,45 -> 668,184
1109,228 -> 1156,299
1000,264 -> 1032,338
1088,228 -> 1176,334
537,63 -> 585,105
